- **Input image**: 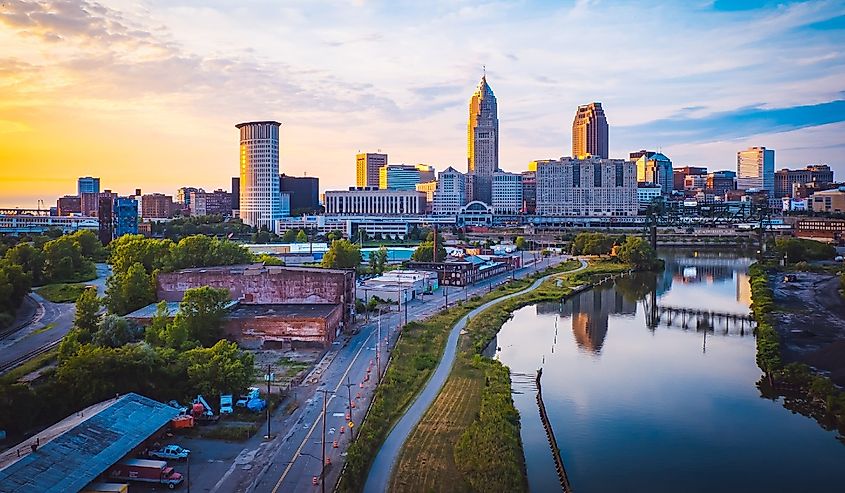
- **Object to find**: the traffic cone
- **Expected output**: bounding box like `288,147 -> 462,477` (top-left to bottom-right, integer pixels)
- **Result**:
333,440 -> 338,449
359,382 -> 364,388
340,426 -> 345,434
351,401 -> 356,409
346,412 -> 351,420
356,392 -> 361,399
312,476 -> 318,485
326,457 -> 331,466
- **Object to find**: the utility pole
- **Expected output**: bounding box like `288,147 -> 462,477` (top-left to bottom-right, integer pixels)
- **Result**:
320,389 -> 328,493
265,364 -> 274,439
376,311 -> 381,382
444,286 -> 448,309
344,377 -> 355,440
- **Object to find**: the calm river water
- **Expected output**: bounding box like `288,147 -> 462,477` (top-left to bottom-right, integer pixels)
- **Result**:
495,251 -> 845,492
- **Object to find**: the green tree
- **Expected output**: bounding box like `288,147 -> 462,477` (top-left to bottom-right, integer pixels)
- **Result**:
252,229 -> 272,244
411,242 -> 446,262
376,246 -> 388,274
74,286 -> 101,336
109,235 -> 173,276
322,240 -> 362,269
143,301 -> 172,347
774,237 -> 836,263
514,236 -> 526,251
570,232 -> 615,255
326,230 -> 344,242
4,243 -> 45,285
183,340 -> 254,397
253,254 -> 284,266
616,236 -> 658,270
105,262 -> 154,315
281,229 -> 298,243
69,230 -> 105,260
42,236 -> 83,281
92,314 -> 142,348
0,261 -> 31,311
368,251 -> 378,273
172,286 -> 230,347
295,230 -> 308,243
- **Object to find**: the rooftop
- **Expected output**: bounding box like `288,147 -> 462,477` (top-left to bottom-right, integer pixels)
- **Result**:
227,303 -> 341,319
167,263 -> 353,275
0,393 -> 178,493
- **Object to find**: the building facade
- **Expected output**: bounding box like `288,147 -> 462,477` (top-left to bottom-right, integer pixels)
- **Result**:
637,183 -> 662,206
707,170 -> 736,196
378,164 -> 435,191
467,75 -> 499,204
491,171 -> 523,215
190,189 -> 233,217
57,196 -> 81,216
237,121 -> 284,231
356,152 -> 387,188
141,193 -> 174,219
415,181 -> 437,213
77,176 -> 100,195
635,152 -> 673,194
572,103 -> 609,159
737,146 -> 775,192
521,171 -> 537,214
774,165 -> 834,198
811,188 -> 845,214
672,166 -> 708,191
324,188 -> 426,215
433,166 -> 466,216
535,157 -> 637,216
231,177 -> 240,214
176,187 -> 202,208
113,197 -> 138,238
280,174 -> 319,213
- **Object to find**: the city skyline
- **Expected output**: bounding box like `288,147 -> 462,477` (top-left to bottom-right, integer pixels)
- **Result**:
1,0 -> 844,207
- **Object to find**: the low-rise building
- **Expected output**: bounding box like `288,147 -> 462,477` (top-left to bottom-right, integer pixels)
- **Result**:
190,189 -> 234,217
325,188 -> 426,216
795,217 -> 845,243
57,195 -> 82,216
141,193 -> 175,219
535,157 -> 637,216
357,270 -> 439,303
637,183 -> 662,207
810,188 -> 845,214
491,170 -> 523,215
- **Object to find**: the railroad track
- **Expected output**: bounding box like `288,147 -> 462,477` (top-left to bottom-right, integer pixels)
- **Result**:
0,340 -> 61,375
0,295 -> 43,340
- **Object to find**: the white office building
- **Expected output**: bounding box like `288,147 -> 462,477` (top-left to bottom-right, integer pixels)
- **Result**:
324,188 -> 426,216
737,146 -> 775,192
536,157 -> 637,216
432,166 -> 466,216
491,171 -> 523,215
237,121 -> 284,232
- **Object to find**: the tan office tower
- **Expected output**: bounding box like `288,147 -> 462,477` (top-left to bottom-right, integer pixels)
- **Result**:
467,74 -> 499,205
356,152 -> 387,188
572,102 -> 609,159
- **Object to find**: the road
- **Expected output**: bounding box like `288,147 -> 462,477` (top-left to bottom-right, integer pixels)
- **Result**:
362,257 -> 587,493
217,254 -> 568,493
0,263 -> 110,374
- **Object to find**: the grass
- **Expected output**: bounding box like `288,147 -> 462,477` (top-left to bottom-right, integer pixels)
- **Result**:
0,349 -> 58,384
276,356 -> 311,375
197,423 -> 259,441
389,259 -> 631,493
37,283 -> 90,303
30,323 -> 56,336
337,259 -> 583,492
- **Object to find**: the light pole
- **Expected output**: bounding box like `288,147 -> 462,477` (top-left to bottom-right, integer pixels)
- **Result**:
343,377 -> 356,441
376,309 -> 382,382
265,364 -> 273,440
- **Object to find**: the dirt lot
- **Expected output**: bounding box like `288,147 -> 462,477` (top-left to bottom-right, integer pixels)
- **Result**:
771,271 -> 845,385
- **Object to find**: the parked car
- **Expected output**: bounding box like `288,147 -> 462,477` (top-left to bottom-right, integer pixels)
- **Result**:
220,394 -> 234,415
148,444 -> 191,461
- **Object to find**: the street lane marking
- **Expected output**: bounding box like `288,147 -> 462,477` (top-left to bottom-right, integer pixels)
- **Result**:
271,327 -> 375,493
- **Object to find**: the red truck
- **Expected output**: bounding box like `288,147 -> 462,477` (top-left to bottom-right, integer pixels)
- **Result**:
107,458 -> 183,489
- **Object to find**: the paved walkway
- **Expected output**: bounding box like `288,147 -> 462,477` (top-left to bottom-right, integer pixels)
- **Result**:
363,258 -> 588,492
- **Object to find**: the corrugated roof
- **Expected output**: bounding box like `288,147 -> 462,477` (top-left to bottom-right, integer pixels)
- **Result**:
0,393 -> 178,493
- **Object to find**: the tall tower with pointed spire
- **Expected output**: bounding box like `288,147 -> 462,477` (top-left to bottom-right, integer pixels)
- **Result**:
467,73 -> 499,205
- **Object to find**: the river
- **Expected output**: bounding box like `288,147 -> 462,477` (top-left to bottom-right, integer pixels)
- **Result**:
494,251 -> 845,492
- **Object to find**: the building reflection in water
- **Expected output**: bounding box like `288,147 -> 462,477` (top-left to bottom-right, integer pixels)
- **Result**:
536,284 -> 636,355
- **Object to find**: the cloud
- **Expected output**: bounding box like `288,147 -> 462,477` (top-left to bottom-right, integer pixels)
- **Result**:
618,99 -> 845,146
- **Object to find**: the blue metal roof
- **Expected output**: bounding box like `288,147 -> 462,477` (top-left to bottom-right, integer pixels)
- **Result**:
0,393 -> 179,493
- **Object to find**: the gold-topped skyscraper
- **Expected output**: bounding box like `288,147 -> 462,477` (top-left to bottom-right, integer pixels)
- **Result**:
572,102 -> 609,159
467,73 -> 499,205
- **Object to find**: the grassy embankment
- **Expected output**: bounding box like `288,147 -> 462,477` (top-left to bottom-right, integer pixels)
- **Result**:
337,259 -> 588,492
37,283 -> 91,303
749,262 -> 845,435
389,260 -> 631,493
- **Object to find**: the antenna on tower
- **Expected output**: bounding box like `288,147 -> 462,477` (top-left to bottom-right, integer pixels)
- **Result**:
482,64 -> 486,78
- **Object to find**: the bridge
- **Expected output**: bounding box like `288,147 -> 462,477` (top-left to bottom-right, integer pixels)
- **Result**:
642,293 -> 755,336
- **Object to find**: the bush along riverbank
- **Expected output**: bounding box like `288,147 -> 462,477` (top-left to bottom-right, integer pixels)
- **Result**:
749,262 -> 845,438
337,258 -> 586,492
387,259 -> 633,493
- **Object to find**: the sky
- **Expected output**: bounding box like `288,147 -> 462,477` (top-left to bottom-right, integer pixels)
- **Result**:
1,0 -> 844,208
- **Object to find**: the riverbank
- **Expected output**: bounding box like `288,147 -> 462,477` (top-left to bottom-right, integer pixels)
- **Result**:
389,260 -> 631,492
749,263 -> 845,438
337,258 -> 582,492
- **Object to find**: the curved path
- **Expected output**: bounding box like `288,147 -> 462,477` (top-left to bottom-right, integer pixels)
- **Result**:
363,258 -> 588,492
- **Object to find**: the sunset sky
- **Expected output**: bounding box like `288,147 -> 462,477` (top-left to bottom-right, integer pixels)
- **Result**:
1,0 -> 844,208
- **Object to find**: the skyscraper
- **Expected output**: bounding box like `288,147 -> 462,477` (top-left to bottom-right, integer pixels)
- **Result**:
357,152 -> 387,188
237,120 -> 284,232
572,103 -> 609,159
737,146 -> 775,192
77,176 -> 100,195
467,74 -> 499,205
634,152 -> 673,195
